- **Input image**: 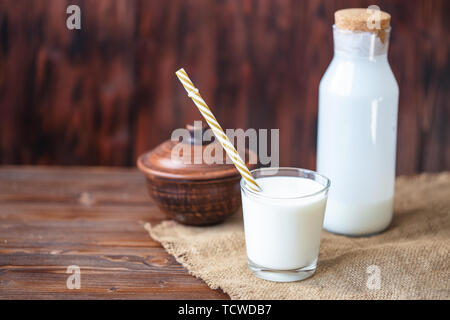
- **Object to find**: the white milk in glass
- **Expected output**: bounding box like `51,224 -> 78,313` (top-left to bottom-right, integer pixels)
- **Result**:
241,168 -> 329,282
317,9 -> 399,236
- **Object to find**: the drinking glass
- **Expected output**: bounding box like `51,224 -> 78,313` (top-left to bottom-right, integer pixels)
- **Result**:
240,167 -> 330,282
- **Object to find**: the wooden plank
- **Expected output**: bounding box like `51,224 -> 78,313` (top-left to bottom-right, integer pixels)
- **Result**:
0,166 -> 151,205
0,166 -> 229,299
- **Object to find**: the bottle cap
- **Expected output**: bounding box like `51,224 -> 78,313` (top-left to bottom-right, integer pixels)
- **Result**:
335,8 -> 391,43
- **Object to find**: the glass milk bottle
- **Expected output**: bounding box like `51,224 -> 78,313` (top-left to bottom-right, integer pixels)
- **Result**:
317,9 -> 399,236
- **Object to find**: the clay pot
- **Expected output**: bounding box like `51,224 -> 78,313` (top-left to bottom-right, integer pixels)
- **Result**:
137,122 -> 258,225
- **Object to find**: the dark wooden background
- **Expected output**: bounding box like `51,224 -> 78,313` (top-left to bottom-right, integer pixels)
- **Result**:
0,0 -> 448,175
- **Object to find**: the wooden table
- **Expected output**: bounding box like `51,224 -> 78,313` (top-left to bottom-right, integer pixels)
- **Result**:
0,166 -> 229,299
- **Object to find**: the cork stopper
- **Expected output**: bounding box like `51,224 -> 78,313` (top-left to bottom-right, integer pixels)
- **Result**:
335,8 -> 391,43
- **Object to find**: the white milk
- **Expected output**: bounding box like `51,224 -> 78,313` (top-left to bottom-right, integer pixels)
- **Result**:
241,176 -> 328,273
317,26 -> 398,236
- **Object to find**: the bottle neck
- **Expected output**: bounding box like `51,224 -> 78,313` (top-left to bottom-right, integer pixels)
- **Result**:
333,25 -> 390,61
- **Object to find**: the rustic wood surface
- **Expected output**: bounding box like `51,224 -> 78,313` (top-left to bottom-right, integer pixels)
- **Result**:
0,166 -> 229,299
0,0 -> 449,174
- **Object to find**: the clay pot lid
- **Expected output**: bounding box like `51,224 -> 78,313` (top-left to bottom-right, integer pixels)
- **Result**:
137,123 -> 258,181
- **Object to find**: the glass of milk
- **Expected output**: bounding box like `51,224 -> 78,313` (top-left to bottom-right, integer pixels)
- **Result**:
240,167 -> 330,282
317,9 -> 399,236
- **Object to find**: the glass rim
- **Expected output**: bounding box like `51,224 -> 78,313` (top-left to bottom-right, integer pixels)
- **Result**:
240,167 -> 331,200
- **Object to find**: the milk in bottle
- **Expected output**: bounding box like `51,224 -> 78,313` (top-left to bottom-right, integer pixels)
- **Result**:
317,8 -> 399,236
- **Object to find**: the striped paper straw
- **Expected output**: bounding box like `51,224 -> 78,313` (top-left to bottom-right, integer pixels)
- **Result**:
175,68 -> 262,192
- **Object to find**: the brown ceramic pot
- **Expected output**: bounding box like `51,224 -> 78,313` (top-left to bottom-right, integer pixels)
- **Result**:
137,122 -> 258,225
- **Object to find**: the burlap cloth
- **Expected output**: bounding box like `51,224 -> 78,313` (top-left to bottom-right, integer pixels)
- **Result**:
145,173 -> 450,299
